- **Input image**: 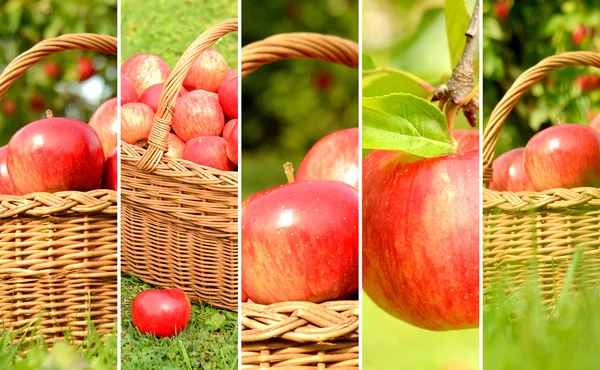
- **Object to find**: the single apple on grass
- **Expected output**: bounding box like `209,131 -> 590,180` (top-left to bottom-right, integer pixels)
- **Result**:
242,163 -> 358,304
139,83 -> 187,113
172,90 -> 225,141
102,148 -> 117,191
122,53 -> 171,98
183,48 -> 227,92
89,97 -> 118,158
182,136 -> 234,171
296,128 -> 359,189
524,123 -> 600,190
7,110 -> 105,194
132,288 -> 191,338
121,102 -> 155,144
363,149 -> 479,331
0,146 -> 20,195
225,120 -> 238,165
218,75 -> 238,119
121,76 -> 138,105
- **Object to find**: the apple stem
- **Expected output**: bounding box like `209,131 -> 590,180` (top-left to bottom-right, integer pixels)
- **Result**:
557,117 -> 564,125
284,162 -> 295,183
46,110 -> 53,118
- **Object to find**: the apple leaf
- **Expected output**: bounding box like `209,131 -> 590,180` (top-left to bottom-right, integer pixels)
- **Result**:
445,0 -> 471,67
363,93 -> 455,157
363,52 -> 377,72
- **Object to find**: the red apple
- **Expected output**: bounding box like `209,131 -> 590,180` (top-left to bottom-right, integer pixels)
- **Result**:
122,54 -> 171,98
218,75 -> 238,119
576,74 -> 600,92
572,25 -> 586,46
121,76 -> 138,105
182,136 -> 234,171
363,149 -> 479,330
78,57 -> 95,82
224,69 -> 237,82
505,150 -> 535,192
241,291 -> 248,302
490,147 -> 523,191
2,99 -> 16,116
222,119 -> 237,142
132,288 -> 191,338
102,148 -> 117,191
524,124 -> 600,190
165,133 -> 185,159
89,97 -> 118,158
0,146 -> 20,195
182,49 -> 227,92
44,60 -> 61,78
242,178 -> 358,304
453,130 -> 479,152
296,128 -> 359,189
493,1 -> 510,21
225,120 -> 238,166
121,102 -> 155,144
7,113 -> 105,193
139,83 -> 187,113
172,90 -> 224,141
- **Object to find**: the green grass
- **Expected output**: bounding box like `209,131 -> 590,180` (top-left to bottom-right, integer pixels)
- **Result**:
120,275 -> 237,370
121,0 -> 238,69
0,321 -> 117,370
363,294 -> 479,369
484,249 -> 600,370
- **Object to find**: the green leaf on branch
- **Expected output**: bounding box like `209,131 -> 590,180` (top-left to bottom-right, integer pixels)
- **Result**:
445,0 -> 471,67
363,52 -> 376,72
363,93 -> 455,157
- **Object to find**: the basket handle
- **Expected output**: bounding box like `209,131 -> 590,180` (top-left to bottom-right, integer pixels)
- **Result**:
136,18 -> 238,173
241,32 -> 358,78
0,33 -> 117,102
482,51 -> 600,188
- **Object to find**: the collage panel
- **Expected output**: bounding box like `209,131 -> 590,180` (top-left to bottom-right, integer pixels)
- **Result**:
0,0 -> 118,368
482,1 -> 600,369
240,0 -> 359,368
362,0 -> 480,368
119,0 -> 238,369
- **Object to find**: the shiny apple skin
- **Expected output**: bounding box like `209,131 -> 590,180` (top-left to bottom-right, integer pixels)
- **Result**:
242,180 -> 359,304
165,133 -> 185,159
139,83 -> 187,113
121,102 -> 155,144
363,149 -> 479,331
121,76 -> 138,105
102,148 -> 117,191
218,75 -> 238,119
453,130 -> 479,152
182,136 -> 234,171
122,53 -> 171,98
183,49 -> 227,92
296,128 -> 359,189
225,119 -> 238,166
505,149 -> 535,192
131,288 -> 191,338
524,124 -> 600,190
7,118 -> 105,194
172,90 -> 225,141
0,146 -> 20,195
89,97 -> 118,158
490,148 -> 524,191
222,119 -> 237,142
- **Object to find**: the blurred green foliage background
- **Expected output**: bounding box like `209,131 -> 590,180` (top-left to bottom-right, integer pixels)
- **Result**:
0,0 -> 117,146
241,0 -> 359,198
362,0 -> 479,369
483,0 -> 600,156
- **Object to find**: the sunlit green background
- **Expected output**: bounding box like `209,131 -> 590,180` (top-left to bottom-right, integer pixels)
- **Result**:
241,0 -> 359,198
363,0 -> 479,369
482,0 -> 600,156
0,0 -> 117,146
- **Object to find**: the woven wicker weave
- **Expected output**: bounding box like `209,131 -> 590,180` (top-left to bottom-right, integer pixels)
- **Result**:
121,19 -> 238,311
240,33 -> 359,369
0,34 -> 118,344
483,51 -> 600,303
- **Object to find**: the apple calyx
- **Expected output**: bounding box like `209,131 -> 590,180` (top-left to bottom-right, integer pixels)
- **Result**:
284,162 -> 295,183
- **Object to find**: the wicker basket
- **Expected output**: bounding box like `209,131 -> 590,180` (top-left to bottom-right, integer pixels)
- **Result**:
483,51 -> 600,304
240,33 -> 359,369
120,19 -> 238,311
0,34 -> 118,344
